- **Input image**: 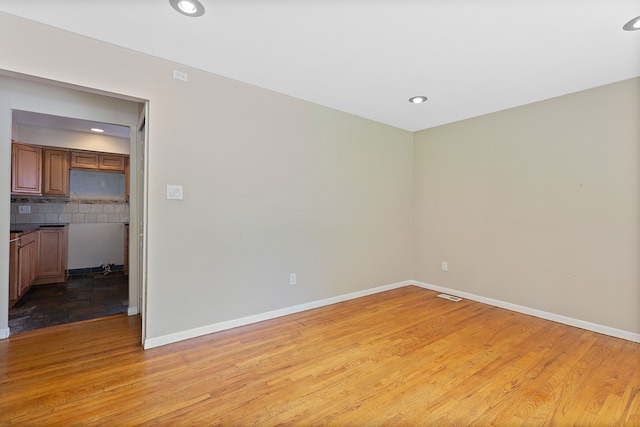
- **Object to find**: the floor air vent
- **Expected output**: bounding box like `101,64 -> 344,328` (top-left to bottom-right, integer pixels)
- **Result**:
437,293 -> 462,302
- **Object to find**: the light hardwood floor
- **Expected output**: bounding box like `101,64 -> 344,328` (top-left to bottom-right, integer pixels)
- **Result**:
1,285 -> 639,425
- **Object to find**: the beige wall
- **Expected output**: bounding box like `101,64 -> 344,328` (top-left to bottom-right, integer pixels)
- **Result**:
0,12 -> 414,340
413,78 -> 640,334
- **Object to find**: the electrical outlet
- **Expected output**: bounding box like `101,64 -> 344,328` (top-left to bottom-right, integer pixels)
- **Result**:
441,261 -> 448,271
289,273 -> 297,286
18,205 -> 30,214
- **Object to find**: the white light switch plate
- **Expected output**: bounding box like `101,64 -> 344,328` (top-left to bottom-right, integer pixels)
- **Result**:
166,185 -> 183,200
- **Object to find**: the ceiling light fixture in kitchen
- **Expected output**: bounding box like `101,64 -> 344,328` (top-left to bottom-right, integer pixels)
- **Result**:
409,96 -> 428,104
90,128 -> 104,133
169,0 -> 205,17
623,16 -> 640,31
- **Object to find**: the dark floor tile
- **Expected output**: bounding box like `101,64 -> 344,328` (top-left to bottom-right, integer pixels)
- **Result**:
69,306 -> 106,321
59,300 -> 90,310
33,300 -> 61,308
9,275 -> 129,335
76,291 -> 95,300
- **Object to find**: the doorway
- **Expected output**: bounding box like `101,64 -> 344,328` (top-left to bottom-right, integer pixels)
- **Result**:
2,72 -> 148,341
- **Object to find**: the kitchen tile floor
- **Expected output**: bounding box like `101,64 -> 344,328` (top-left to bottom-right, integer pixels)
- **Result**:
9,274 -> 128,335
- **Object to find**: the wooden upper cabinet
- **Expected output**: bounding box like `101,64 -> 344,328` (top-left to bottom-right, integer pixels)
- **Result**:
71,151 -> 100,169
12,142 -> 42,195
99,154 -> 125,172
71,151 -> 125,172
43,148 -> 70,196
12,144 -> 129,197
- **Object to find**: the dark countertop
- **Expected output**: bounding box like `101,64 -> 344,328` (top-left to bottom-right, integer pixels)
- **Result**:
10,223 -> 68,234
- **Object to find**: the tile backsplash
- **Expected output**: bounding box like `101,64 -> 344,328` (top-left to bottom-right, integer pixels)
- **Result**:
10,197 -> 129,224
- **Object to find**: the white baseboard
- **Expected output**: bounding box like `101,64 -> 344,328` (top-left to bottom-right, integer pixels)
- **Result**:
4,278 -> 634,346
143,280 -> 411,349
411,280 -> 640,343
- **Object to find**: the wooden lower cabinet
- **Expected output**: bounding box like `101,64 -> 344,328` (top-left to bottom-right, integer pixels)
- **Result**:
17,231 -> 38,298
34,227 -> 68,285
9,226 -> 68,306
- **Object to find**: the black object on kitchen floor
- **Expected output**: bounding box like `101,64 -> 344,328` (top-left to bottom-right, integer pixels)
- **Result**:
9,274 -> 129,335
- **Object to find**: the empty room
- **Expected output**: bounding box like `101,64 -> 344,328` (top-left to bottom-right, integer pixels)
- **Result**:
0,1 -> 639,425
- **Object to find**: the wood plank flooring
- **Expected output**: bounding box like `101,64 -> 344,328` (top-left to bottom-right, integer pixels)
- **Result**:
1,285 -> 639,425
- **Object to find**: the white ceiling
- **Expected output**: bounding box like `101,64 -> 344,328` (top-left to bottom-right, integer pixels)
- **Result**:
1,1 -> 639,132
13,110 -> 130,139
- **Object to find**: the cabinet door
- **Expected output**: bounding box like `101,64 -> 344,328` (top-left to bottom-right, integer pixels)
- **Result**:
18,244 -> 30,296
43,148 -> 70,196
36,228 -> 67,283
12,142 -> 42,195
28,237 -> 38,287
17,231 -> 37,296
71,151 -> 99,169
99,154 -> 125,172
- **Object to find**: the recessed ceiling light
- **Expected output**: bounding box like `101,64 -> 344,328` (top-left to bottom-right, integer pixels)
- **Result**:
623,16 -> 640,31
90,128 -> 104,133
169,0 -> 205,17
409,96 -> 428,104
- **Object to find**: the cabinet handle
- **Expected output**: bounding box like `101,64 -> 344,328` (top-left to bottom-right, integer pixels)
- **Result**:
9,237 -> 21,246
